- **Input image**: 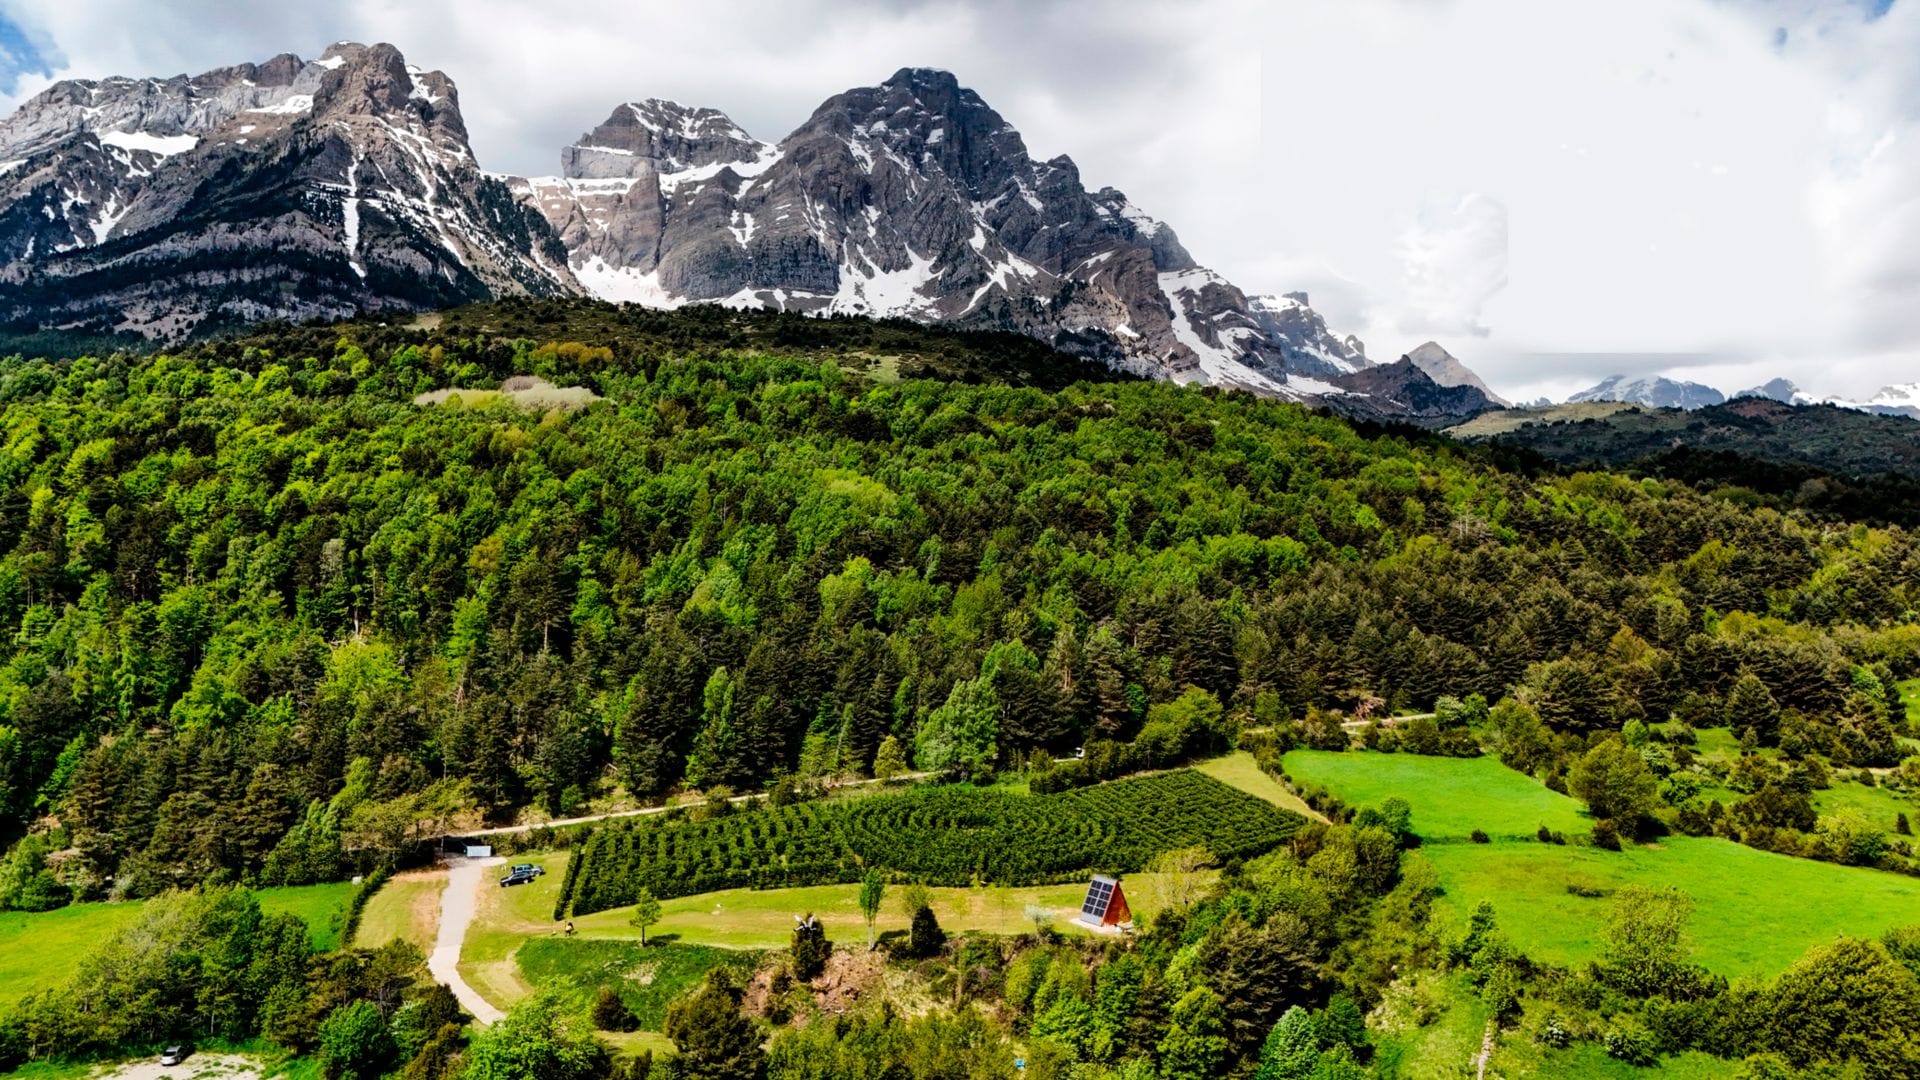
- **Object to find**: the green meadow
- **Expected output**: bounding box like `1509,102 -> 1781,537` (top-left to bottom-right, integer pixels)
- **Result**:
1281,750 -> 1590,839
1422,838 -> 1920,976
0,882 -> 357,1008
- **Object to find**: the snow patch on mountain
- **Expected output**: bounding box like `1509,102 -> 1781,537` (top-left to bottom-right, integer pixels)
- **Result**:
97,130 -> 198,157
1569,374 -> 1726,410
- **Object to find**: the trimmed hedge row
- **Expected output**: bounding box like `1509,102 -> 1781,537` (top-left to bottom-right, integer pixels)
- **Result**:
559,770 -> 1302,917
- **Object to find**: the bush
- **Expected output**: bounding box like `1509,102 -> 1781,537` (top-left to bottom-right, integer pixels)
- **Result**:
318,1000 -> 396,1080
1591,819 -> 1623,850
1604,1028 -> 1658,1067
590,986 -> 638,1032
1470,829 -> 1490,844
564,770 -> 1301,914
907,904 -> 947,958
791,913 -> 830,981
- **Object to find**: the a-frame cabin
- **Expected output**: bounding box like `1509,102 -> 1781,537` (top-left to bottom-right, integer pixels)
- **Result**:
1073,874 -> 1132,931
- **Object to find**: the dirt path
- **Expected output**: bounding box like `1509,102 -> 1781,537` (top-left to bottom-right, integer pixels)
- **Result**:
1341,711 -> 1436,732
429,857 -> 505,1025
462,773 -> 930,838
90,1053 -> 261,1080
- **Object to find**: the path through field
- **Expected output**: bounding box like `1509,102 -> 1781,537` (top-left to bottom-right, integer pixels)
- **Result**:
429,857 -> 504,1024
462,773 -> 930,838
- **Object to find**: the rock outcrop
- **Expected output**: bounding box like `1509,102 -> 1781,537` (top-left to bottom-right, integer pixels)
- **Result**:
0,42 -> 573,339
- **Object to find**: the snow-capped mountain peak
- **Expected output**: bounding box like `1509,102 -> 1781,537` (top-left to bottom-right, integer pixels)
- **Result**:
510,68 -> 1373,391
1568,374 -> 1726,411
0,41 -> 572,337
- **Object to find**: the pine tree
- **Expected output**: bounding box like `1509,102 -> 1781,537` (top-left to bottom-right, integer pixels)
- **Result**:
685,667 -> 741,790
663,971 -> 762,1080
1254,1006 -> 1319,1080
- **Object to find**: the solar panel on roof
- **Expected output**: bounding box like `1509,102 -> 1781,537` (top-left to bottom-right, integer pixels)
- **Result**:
1081,878 -> 1117,919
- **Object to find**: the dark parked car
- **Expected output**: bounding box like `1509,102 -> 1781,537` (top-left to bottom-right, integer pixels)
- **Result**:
499,869 -> 539,887
510,863 -> 545,877
160,1045 -> 190,1066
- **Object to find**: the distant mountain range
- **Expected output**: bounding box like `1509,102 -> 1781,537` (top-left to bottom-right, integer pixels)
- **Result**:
0,42 -> 1419,408
1562,373 -> 1920,420
1567,374 -> 1726,411
2,39 -> 1910,430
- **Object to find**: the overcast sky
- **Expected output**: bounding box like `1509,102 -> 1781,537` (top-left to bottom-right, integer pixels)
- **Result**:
1,0 -> 1916,400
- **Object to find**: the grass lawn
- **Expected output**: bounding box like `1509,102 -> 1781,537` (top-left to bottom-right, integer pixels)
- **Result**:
259,882 -> 360,951
1423,836 -> 1920,976
1194,751 -> 1326,821
1899,679 -> 1920,727
1281,750 -> 1589,840
1814,779 -> 1916,831
353,872 -> 443,952
460,851 -> 573,1011
0,883 -> 357,1008
459,849 -> 1202,1013
517,938 -> 758,1030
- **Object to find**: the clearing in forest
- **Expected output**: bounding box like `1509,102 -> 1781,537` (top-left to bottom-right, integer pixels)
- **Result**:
1423,837 -> 1920,976
0,882 -> 357,1008
1280,750 -> 1589,839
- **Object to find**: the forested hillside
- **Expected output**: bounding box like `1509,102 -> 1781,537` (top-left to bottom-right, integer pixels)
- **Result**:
1452,397 -> 1920,525
0,300 -> 1915,900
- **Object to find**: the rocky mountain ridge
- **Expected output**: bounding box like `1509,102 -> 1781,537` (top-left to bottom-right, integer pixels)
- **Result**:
1568,373 -> 1726,411
0,42 -> 574,338
0,45 -> 1477,409
509,68 -> 1373,395
1404,340 -> 1510,407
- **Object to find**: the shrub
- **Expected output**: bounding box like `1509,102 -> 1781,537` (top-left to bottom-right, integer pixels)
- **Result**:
791,913 -> 830,981
1604,1028 -> 1658,1067
590,986 -> 638,1032
1565,878 -> 1609,899
1591,819 -> 1623,851
908,904 -> 947,958
1470,829 -> 1490,844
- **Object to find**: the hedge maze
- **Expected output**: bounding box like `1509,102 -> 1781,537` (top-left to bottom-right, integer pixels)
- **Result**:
560,770 -> 1303,917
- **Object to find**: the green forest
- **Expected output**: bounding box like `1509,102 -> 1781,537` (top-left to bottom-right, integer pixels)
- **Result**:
0,300 -> 1916,1079
0,300 -> 1913,899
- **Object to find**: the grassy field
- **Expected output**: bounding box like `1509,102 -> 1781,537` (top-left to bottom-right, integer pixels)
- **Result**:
1814,779 -> 1916,831
1423,837 -> 1920,976
353,872 -> 443,952
460,851 -> 573,1011
457,848 -> 1203,1014
1281,750 -> 1589,839
260,883 -> 360,951
518,938 -> 758,1030
0,883 -> 357,1008
1193,751 -> 1327,821
1899,679 -> 1920,726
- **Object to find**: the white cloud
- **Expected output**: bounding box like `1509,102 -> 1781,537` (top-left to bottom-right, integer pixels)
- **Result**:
1394,193 -> 1509,340
1,0 -> 1917,401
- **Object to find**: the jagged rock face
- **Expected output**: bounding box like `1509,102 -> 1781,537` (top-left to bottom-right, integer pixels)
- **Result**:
0,52 -> 1379,401
1328,357 -> 1493,428
1569,374 -> 1726,411
1405,341 -> 1510,407
516,68 -> 1370,391
0,42 -> 573,339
